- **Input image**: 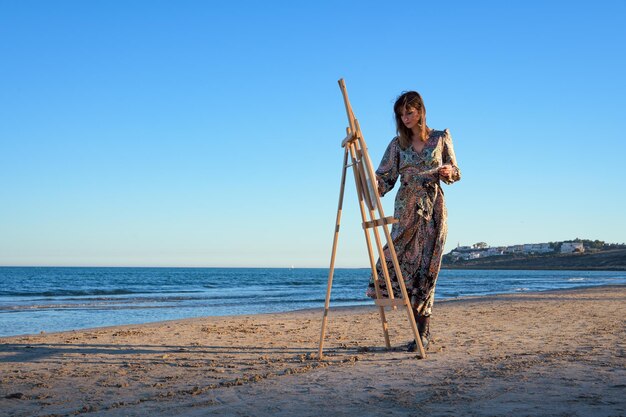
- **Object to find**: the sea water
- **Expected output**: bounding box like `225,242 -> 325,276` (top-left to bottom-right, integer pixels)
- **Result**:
0,267 -> 624,337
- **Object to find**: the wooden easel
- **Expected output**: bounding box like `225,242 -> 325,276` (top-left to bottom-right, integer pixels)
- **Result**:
318,79 -> 426,359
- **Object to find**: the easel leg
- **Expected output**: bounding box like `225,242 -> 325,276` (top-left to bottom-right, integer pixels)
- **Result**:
318,149 -> 350,359
354,143 -> 396,309
361,219 -> 391,349
347,142 -> 392,348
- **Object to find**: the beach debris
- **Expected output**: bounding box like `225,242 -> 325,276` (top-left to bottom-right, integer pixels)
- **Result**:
81,404 -> 98,412
112,329 -> 144,337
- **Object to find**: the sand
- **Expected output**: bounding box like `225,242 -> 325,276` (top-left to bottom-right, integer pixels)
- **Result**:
1,286 -> 624,417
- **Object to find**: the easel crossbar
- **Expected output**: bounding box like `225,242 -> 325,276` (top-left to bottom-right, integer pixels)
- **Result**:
362,217 -> 398,229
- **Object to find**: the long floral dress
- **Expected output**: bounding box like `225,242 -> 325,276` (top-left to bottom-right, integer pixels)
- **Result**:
366,129 -> 461,317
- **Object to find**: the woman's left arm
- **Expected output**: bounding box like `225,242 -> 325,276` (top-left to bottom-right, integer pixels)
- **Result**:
439,129 -> 461,184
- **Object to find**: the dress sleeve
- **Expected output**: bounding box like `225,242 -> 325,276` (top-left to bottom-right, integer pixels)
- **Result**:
441,129 -> 461,185
375,138 -> 400,197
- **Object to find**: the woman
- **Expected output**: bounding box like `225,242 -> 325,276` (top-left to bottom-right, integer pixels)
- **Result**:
366,91 -> 461,352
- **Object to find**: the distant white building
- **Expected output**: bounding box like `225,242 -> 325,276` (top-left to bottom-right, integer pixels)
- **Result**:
449,250 -> 475,261
523,243 -> 553,254
505,245 -> 524,254
450,245 -> 488,260
485,247 -> 504,256
561,242 -> 584,253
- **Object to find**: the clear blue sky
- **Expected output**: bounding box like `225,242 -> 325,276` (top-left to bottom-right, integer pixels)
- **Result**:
1,1 -> 624,267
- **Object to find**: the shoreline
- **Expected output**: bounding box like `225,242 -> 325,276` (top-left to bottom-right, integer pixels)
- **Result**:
1,285 -> 625,416
443,265 -> 626,271
2,283 -> 624,339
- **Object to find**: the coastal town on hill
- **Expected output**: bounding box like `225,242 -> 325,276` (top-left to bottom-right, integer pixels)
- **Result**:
442,239 -> 626,270
449,240 -> 583,261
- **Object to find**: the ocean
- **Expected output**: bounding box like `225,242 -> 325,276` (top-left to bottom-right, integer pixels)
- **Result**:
1,267 -> 624,337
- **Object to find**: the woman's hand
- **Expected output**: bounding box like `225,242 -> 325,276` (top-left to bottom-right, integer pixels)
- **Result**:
438,164 -> 454,179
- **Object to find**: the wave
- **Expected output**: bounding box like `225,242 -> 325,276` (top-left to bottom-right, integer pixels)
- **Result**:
0,288 -> 202,297
0,295 -> 370,313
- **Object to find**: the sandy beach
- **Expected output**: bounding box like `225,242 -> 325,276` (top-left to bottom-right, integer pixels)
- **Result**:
1,285 -> 624,417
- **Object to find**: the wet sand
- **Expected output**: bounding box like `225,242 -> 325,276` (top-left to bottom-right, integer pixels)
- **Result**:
1,286 -> 624,416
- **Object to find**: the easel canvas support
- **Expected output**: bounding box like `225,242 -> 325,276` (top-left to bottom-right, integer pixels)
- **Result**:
318,79 -> 426,359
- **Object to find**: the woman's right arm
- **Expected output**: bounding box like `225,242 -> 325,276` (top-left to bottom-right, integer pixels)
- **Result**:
375,138 -> 400,197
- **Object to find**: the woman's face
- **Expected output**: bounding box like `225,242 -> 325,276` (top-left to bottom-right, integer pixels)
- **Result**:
400,106 -> 420,130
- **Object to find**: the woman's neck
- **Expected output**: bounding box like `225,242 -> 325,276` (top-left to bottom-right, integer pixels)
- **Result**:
411,127 -> 424,142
